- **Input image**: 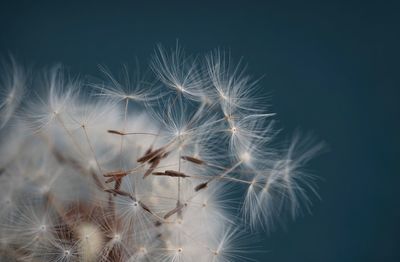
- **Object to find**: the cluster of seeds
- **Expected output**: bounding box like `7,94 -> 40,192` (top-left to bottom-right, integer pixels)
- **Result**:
0,46 -> 322,261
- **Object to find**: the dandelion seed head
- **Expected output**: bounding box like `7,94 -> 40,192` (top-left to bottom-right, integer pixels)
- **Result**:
0,45 -> 322,261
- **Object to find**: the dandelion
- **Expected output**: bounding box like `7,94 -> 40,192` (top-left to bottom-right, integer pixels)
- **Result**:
0,46 -> 323,261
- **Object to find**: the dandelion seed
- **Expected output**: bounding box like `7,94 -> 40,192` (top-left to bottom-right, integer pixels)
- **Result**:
181,155 -> 204,165
163,203 -> 186,219
107,129 -> 127,136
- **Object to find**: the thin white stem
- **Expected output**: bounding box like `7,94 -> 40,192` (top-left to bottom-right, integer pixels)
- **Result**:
82,126 -> 103,174
120,98 -> 129,169
55,114 -> 85,156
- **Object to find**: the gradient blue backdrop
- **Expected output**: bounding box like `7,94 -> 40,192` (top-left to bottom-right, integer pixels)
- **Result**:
0,1 -> 399,261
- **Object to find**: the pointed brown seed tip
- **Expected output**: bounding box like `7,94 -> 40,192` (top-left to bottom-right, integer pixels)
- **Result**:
143,157 -> 162,178
114,178 -> 122,191
148,155 -> 161,164
151,158 -> 161,167
163,204 -> 185,219
164,170 -> 189,178
194,182 -> 208,191
144,146 -> 152,155
137,148 -> 163,163
161,152 -> 170,159
181,156 -> 204,165
139,201 -> 153,214
103,171 -> 127,178
152,172 -> 165,176
107,129 -> 126,135
104,189 -> 135,199
143,166 -> 156,178
152,171 -> 189,178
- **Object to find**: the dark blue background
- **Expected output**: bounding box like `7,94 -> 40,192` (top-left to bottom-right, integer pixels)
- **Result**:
0,1 -> 399,261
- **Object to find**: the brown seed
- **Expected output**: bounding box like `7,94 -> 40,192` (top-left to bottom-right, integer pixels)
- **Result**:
138,201 -> 153,214
103,171 -> 127,178
181,156 -> 204,165
137,148 -> 163,163
143,168 -> 155,178
148,155 -> 160,164
164,203 -> 186,219
143,158 -> 161,178
107,130 -> 126,135
152,171 -> 189,178
104,189 -> 135,200
114,178 -> 122,191
161,152 -> 170,159
194,182 -> 208,191
164,170 -> 189,178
